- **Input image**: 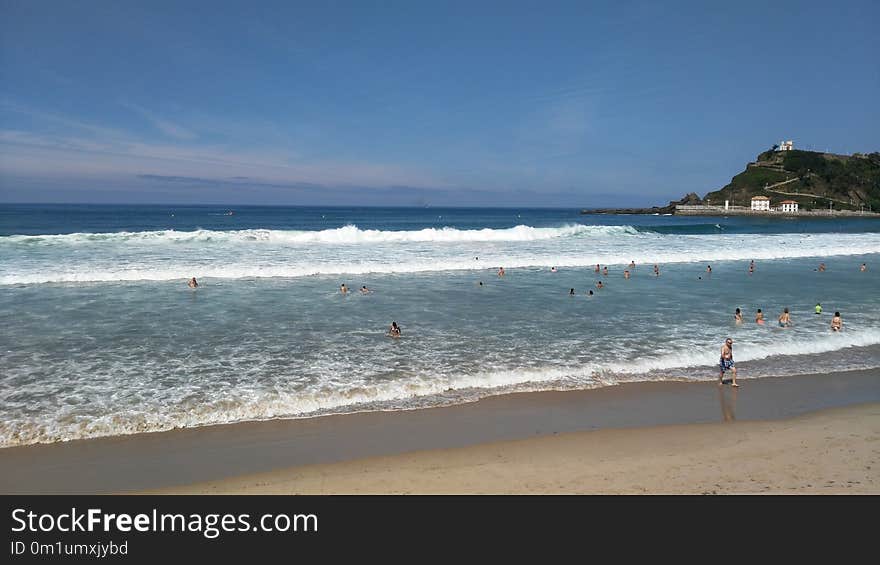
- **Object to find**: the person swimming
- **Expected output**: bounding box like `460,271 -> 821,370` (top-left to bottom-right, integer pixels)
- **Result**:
360,285 -> 371,293
551,266 -> 558,273
629,260 -> 636,269
588,290 -> 594,296
596,281 -> 604,289
602,266 -> 608,276
569,288 -> 575,296
860,263 -> 867,272
388,321 -> 401,338
818,263 -> 826,272
595,264 -> 601,273
815,303 -> 822,315
748,260 -> 755,275
653,264 -> 660,276
624,270 -> 630,279
756,308 -> 765,325
831,312 -> 842,332
497,267 -> 505,277
735,308 -> 743,324
340,283 -> 349,294
706,265 -> 712,274
778,307 -> 791,328
187,277 -> 198,288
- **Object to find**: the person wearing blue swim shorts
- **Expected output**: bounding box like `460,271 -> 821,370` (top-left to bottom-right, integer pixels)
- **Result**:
719,337 -> 739,387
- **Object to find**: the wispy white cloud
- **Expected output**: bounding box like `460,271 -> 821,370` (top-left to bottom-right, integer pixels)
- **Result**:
0,130 -> 448,190
0,99 -> 131,140
119,101 -> 198,140
0,99 -> 453,189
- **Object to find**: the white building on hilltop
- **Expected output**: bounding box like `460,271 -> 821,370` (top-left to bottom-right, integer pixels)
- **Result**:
777,140 -> 794,151
779,200 -> 799,213
751,195 -> 771,211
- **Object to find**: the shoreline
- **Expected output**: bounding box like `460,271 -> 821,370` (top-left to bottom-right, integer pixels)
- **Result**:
2,368 -> 879,494
154,402 -> 880,494
581,208 -> 880,217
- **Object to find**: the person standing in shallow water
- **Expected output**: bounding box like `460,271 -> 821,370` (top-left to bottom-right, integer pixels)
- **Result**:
831,312 -> 842,332
497,267 -> 505,277
719,337 -> 739,387
187,277 -> 198,288
755,309 -> 765,325
734,308 -> 743,324
778,307 -> 792,328
815,303 -> 822,315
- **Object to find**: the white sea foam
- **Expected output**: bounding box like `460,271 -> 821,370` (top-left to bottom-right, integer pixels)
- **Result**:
0,224 -> 639,245
2,231 -> 879,285
2,329 -> 878,447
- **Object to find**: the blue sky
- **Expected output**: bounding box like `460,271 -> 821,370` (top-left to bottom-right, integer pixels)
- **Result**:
1,0 -> 878,207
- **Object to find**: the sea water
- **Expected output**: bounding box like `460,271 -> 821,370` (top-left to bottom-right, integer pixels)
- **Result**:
1,204 -> 879,446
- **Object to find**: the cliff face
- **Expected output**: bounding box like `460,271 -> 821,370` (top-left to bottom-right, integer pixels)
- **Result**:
702,149 -> 880,211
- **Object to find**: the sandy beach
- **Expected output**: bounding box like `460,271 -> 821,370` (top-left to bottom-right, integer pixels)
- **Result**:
156,403 -> 880,494
2,369 -> 879,494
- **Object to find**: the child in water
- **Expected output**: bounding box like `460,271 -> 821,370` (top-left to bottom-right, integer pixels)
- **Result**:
756,309 -> 765,325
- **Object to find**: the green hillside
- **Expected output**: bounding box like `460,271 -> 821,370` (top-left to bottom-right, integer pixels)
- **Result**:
703,148 -> 880,211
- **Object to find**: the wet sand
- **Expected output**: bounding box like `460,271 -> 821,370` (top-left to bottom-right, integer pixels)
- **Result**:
158,403 -> 880,494
1,369 -> 879,494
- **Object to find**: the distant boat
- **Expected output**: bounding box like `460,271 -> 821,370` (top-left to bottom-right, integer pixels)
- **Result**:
225,210 -> 234,216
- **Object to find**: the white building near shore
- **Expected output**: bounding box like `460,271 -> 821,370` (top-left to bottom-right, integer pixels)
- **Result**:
777,140 -> 794,151
779,200 -> 799,213
751,195 -> 771,211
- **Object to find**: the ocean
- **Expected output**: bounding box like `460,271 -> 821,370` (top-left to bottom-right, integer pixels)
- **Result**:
2,203 -> 879,447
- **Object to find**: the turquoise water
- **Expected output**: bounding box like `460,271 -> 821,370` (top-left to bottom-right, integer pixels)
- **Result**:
1,204 -> 879,446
